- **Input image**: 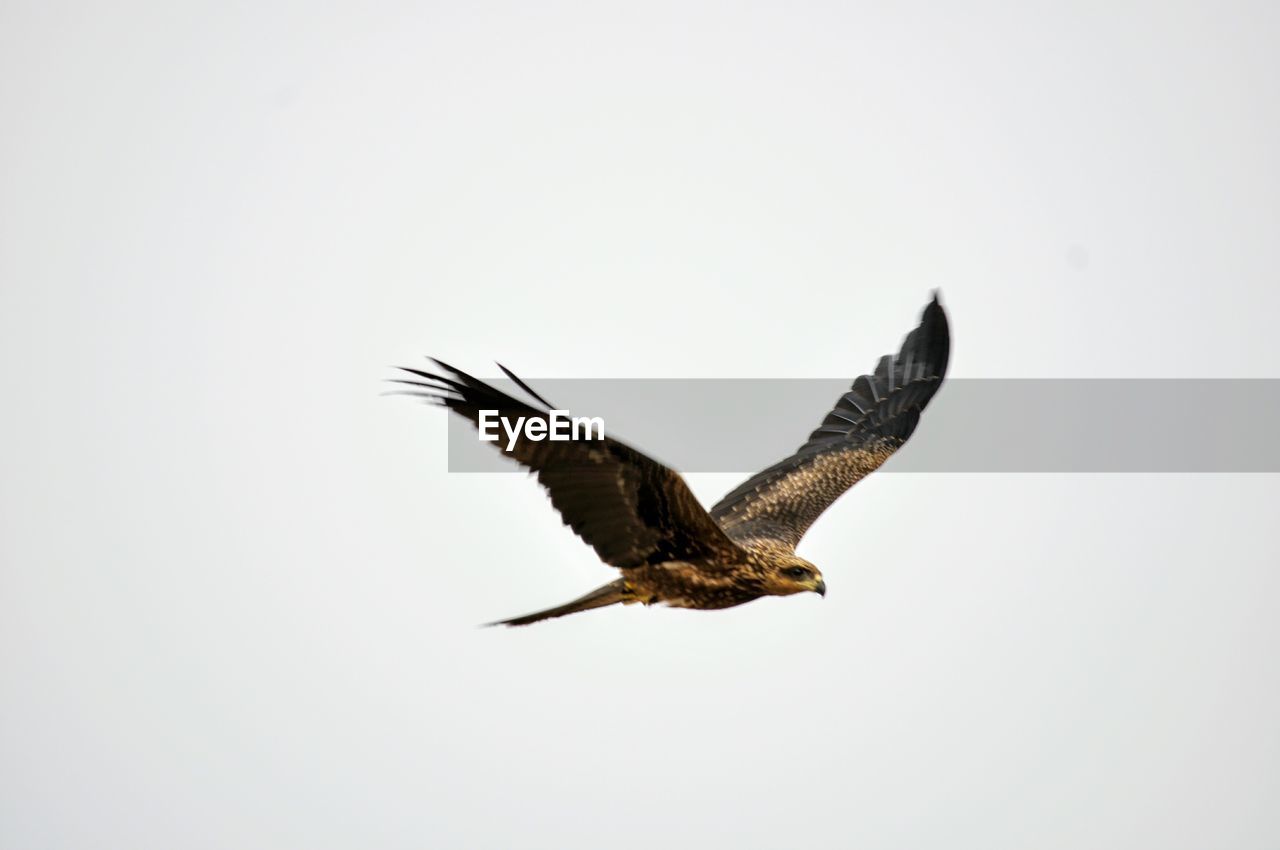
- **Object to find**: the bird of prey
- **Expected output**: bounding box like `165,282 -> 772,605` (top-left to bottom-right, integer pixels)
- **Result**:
395,294 -> 949,626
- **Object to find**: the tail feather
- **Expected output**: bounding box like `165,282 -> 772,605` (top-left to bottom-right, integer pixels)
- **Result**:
487,580 -> 630,627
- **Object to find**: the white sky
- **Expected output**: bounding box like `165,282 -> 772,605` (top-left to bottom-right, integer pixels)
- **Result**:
3,2 -> 1279,848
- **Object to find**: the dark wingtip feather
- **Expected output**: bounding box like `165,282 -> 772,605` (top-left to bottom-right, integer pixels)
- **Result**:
395,366 -> 467,393
496,362 -> 555,410
425,357 -> 486,388
915,292 -> 951,380
388,356 -> 554,437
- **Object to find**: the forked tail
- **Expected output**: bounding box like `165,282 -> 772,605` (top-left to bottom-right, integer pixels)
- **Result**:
487,580 -> 631,627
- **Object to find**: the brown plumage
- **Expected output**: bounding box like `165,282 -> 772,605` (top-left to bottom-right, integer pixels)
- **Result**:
395,294 -> 950,626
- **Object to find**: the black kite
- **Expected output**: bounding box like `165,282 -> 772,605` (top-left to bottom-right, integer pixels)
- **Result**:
395,294 -> 950,626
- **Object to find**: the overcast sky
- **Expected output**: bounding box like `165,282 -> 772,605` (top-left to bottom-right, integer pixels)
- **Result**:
3,2 -> 1279,848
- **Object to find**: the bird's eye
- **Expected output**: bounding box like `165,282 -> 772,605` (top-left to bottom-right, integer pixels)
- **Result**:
783,566 -> 809,579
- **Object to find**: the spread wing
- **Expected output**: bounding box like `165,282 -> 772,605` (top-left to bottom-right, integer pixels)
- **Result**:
394,360 -> 745,569
710,294 -> 950,551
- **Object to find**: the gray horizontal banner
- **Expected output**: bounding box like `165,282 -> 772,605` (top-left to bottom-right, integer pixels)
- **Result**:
444,379 -> 1280,473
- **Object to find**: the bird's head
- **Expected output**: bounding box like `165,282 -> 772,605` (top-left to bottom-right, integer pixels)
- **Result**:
763,555 -> 826,598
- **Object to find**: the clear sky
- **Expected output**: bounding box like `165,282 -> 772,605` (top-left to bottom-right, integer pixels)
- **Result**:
3,2 -> 1279,848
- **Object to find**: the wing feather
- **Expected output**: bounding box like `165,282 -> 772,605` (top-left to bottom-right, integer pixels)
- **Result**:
710,294 -> 950,550
399,360 -> 744,569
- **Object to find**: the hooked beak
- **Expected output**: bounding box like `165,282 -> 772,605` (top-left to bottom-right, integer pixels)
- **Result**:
813,578 -> 826,597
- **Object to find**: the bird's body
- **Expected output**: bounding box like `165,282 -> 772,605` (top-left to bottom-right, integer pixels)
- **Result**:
396,294 -> 950,626
625,544 -> 819,610
492,544 -> 821,626
623,563 -> 763,611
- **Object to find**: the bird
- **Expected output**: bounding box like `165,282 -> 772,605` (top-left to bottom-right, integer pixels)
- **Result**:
393,294 -> 950,626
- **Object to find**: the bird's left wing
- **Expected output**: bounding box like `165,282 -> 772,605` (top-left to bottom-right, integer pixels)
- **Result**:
394,361 -> 745,569
709,295 -> 950,551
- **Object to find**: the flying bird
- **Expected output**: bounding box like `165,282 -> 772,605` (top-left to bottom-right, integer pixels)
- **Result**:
395,294 -> 949,626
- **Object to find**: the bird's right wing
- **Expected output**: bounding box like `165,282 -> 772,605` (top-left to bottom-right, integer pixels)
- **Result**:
394,361 -> 745,569
709,295 -> 950,551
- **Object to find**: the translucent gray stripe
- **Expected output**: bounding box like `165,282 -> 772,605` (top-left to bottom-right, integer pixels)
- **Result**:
442,379 -> 1280,473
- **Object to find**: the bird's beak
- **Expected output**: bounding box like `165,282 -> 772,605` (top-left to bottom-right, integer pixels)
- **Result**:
813,578 -> 826,597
